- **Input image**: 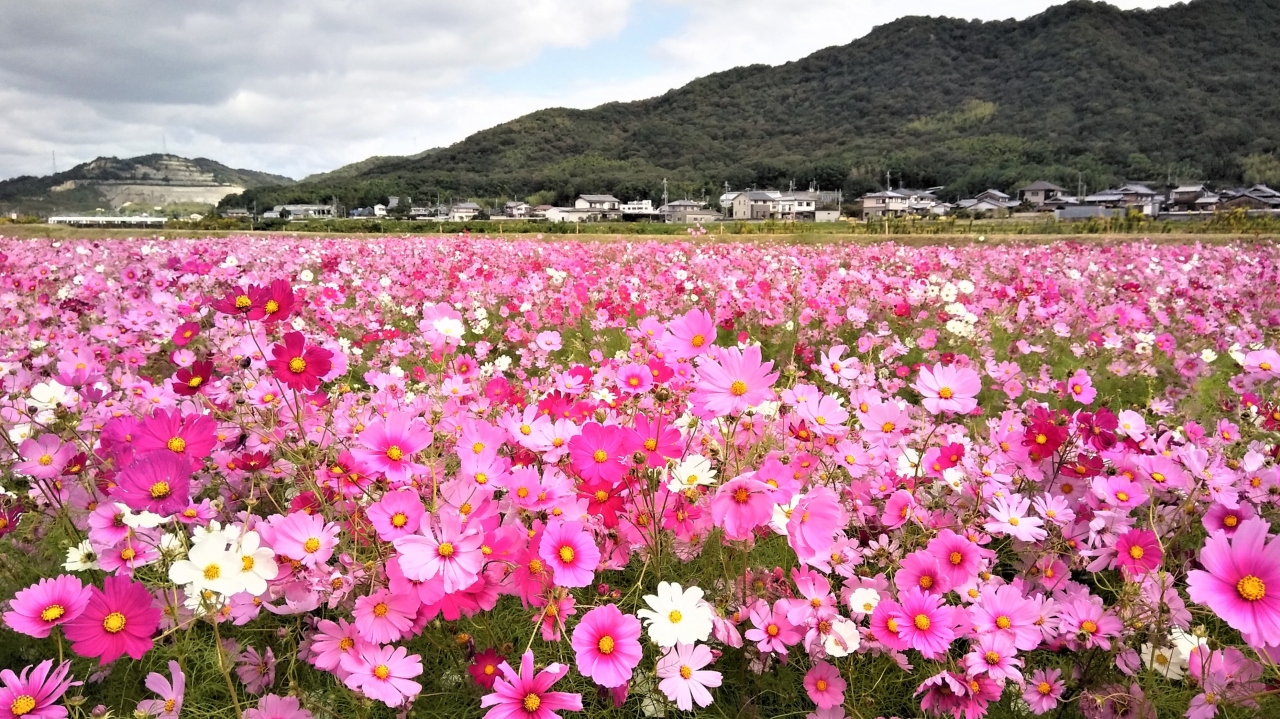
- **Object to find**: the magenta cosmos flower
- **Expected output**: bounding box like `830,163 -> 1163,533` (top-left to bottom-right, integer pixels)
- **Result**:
269,512 -> 340,569
570,604 -> 643,688
656,643 -> 721,712
63,575 -> 161,664
566,422 -> 631,485
914,363 -> 980,415
692,345 -> 779,416
340,644 -> 423,708
266,331 -> 332,393
0,660 -> 77,719
3,575 -> 92,639
663,308 -> 716,360
480,651 -> 582,719
1114,529 -> 1163,576
366,489 -> 425,542
132,409 -> 217,467
354,412 -> 432,485
538,520 -> 601,588
1187,517 -> 1280,647
804,662 -> 846,709
353,588 -> 420,644
897,587 -> 963,659
137,660 -> 185,719
113,451 -> 191,516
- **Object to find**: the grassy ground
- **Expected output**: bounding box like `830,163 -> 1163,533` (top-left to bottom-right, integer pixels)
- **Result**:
2,223 -> 1279,246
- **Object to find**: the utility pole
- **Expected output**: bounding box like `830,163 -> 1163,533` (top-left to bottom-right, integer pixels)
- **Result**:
885,169 -> 891,190
52,151 -> 57,175
662,178 -> 668,208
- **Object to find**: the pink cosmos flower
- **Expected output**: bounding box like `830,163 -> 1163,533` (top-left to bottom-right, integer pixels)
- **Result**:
897,587 -> 962,659
4,575 -> 92,639
366,490 -> 425,542
984,494 -> 1046,542
569,604 -> 643,688
786,486 -> 844,565
895,551 -> 952,596
566,423 -> 631,485
539,520 -> 600,588
1092,475 -> 1148,511
1059,598 -> 1122,650
340,645 -> 423,708
692,345 -> 779,416
963,633 -> 1022,683
137,660 -> 184,719
614,363 -> 653,395
914,363 -> 980,415
113,451 -> 191,516
354,412 -> 432,485
479,651 -> 582,719
63,575 -> 161,665
393,512 -> 485,593
663,308 -> 716,360
655,643 -> 721,712
711,477 -> 772,541
269,512 -> 340,568
744,599 -> 800,656
0,660 -> 77,719
353,588 -> 420,644
1186,517 -> 1280,647
242,694 -> 314,719
970,584 -> 1042,651
926,529 -> 982,586
1114,529 -> 1163,576
132,409 -> 217,467
803,662 -> 846,709
236,646 -> 276,695
1022,668 -> 1064,714
1065,369 -> 1097,404
14,435 -> 74,480
307,618 -> 367,678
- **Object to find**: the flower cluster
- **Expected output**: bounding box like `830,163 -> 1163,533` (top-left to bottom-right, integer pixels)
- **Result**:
0,236 -> 1279,719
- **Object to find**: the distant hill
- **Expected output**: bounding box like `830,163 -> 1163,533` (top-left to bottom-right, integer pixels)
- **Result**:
226,0 -> 1280,210
301,148 -> 441,184
0,154 -> 294,215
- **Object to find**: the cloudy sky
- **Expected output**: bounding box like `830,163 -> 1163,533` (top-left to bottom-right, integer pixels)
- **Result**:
0,0 -> 1175,182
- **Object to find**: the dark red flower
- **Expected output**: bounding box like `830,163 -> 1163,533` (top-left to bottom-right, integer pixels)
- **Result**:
172,360 -> 213,397
172,321 -> 200,346
267,332 -> 332,392
211,286 -> 255,316
248,279 -> 295,323
468,648 -> 506,689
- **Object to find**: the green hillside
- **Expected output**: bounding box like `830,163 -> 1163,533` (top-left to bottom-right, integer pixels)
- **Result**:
229,0 -> 1280,209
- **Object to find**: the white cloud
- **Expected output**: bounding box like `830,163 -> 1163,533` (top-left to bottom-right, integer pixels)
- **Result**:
0,0 -> 1177,181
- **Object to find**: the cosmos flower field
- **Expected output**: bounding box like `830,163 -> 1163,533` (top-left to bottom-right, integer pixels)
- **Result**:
2,234 -> 1280,719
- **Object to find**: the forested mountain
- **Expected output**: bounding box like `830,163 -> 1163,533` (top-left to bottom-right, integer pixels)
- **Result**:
227,0 -> 1280,209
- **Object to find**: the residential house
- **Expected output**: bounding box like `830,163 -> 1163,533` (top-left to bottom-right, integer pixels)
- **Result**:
1218,185 -> 1280,211
671,209 -> 723,224
221,208 -> 250,219
408,206 -> 440,219
775,194 -> 817,221
449,202 -> 482,221
1019,181 -> 1067,207
269,204 -> 335,219
1083,183 -> 1160,216
659,199 -> 706,222
620,199 -> 655,213
530,205 -> 554,219
373,204 -> 387,218
1056,206 -> 1122,221
544,207 -> 597,223
387,196 -> 400,210
730,191 -> 778,220
1170,184 -> 1212,210
860,191 -> 909,219
573,194 -> 622,220
503,201 -> 531,218
956,190 -> 1019,217
814,210 -> 841,222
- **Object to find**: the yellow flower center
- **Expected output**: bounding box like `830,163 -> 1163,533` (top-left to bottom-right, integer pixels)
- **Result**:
592,449 -> 608,463
886,617 -> 899,633
483,664 -> 495,676
1081,620 -> 1098,634
1037,681 -> 1052,695
373,664 -> 390,680
1128,545 -> 1145,560
438,542 -> 455,557
815,679 -> 829,692
391,513 -> 408,527
121,548 -> 136,560
881,422 -> 895,433
386,446 -> 403,461
187,376 -> 204,388
593,490 -> 608,503
984,651 -> 1000,664
668,610 -> 683,624
597,635 -> 615,654
167,437 -> 186,453
558,546 -> 575,563
204,564 -> 221,580
265,300 -> 279,314
234,295 -> 251,309
242,556 -> 255,571
729,380 -> 748,396
733,487 -> 750,504
10,696 -> 36,717
516,487 -> 530,499
528,559 -> 544,575
996,615 -> 1011,630
339,637 -> 355,651
373,603 -> 388,617
40,605 -> 64,622
938,387 -> 953,399
1151,472 -> 1165,483
690,334 -> 705,348
37,454 -> 53,466
1238,575 -> 1266,601
914,614 -> 931,631
103,611 -> 127,633
643,438 -> 657,451
164,698 -> 177,712
523,694 -> 541,711
679,665 -> 693,679
1116,491 -> 1129,502
471,442 -> 485,454
150,481 -> 171,499
288,357 -> 306,373
303,537 -> 322,553
949,551 -> 963,565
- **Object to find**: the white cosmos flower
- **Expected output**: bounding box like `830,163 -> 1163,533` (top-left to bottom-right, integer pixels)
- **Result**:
636,582 -> 713,648
823,617 -> 862,657
169,534 -> 243,596
847,587 -> 881,616
432,317 -> 466,340
64,539 -> 99,571
769,497 -> 800,536
119,503 -> 170,529
28,380 -> 72,412
666,454 -> 716,492
233,531 -> 279,596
